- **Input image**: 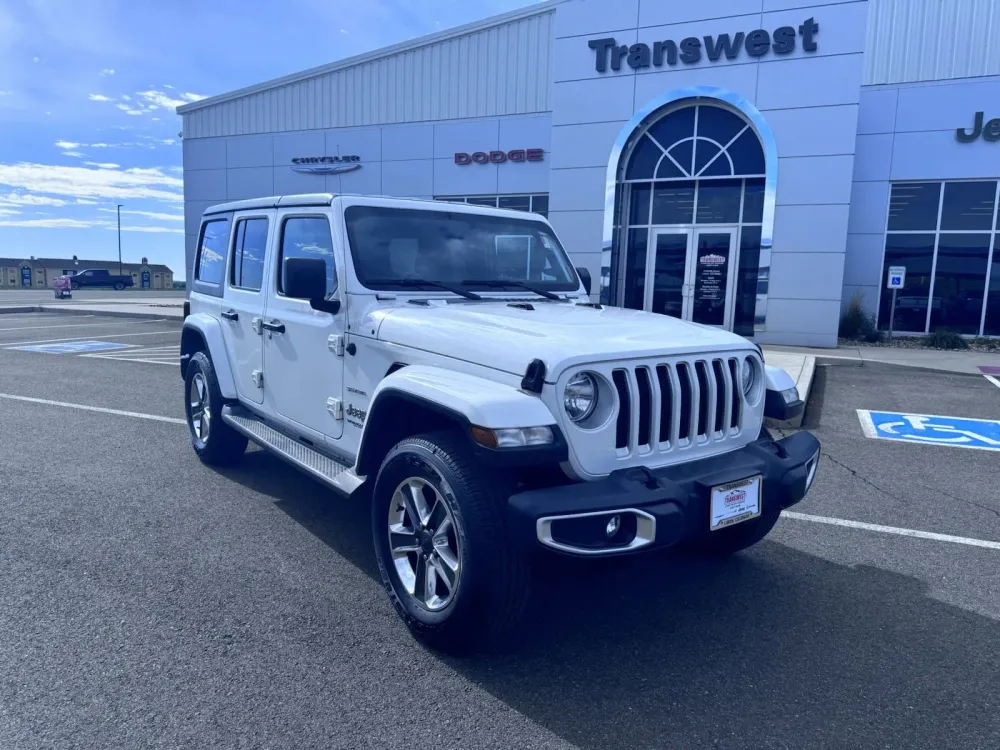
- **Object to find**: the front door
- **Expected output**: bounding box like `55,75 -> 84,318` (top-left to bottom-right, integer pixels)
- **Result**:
647,228 -> 738,328
262,212 -> 345,443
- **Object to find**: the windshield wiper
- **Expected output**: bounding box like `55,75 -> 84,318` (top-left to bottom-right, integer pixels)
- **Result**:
365,278 -> 482,301
460,279 -> 564,301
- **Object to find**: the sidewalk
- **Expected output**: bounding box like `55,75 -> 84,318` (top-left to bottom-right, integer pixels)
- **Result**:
0,301 -> 184,321
764,344 -> 1000,377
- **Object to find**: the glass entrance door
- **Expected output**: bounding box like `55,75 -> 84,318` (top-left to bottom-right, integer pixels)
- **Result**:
647,228 -> 738,328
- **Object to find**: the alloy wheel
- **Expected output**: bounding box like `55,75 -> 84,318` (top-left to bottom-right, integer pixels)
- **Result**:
387,477 -> 461,611
189,372 -> 211,443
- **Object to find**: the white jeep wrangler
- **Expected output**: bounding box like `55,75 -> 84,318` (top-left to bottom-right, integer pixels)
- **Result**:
182,193 -> 820,653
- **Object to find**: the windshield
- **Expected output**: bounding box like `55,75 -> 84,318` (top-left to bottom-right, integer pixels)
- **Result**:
345,205 -> 579,292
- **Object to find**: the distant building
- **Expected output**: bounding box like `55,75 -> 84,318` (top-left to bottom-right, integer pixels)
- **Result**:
0,257 -> 174,290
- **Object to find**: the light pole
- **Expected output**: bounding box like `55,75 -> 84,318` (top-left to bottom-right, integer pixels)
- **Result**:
116,204 -> 123,276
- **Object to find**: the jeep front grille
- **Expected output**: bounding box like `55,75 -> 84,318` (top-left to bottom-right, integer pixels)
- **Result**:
610,357 -> 746,454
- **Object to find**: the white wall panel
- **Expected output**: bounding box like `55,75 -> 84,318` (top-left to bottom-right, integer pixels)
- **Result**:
226,167 -> 274,201
382,125 -> 434,161
497,159 -> 550,195
182,11 -> 554,139
433,159 -> 499,196
499,115 -> 552,151
433,120 -> 500,158
865,0 -> 1000,85
340,164 -> 383,196
381,160 -> 435,197
273,167 -> 326,196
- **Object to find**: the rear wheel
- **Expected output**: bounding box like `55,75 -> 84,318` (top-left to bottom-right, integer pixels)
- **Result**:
113,282 -> 125,291
70,282 -> 79,290
184,351 -> 247,466
371,432 -> 529,654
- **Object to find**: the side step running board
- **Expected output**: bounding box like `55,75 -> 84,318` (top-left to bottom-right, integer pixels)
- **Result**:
221,405 -> 365,496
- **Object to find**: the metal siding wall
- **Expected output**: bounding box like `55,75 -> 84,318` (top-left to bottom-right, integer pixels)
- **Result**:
865,0 -> 1000,85
183,13 -> 555,139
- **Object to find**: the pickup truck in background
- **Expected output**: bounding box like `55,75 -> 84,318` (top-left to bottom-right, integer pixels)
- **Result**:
63,269 -> 134,290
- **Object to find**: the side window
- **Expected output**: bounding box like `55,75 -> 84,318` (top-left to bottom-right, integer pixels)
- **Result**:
195,217 -> 231,286
230,217 -> 269,292
278,216 -> 336,297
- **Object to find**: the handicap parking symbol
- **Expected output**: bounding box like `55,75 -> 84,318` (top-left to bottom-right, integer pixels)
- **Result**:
858,410 -> 1000,452
10,340 -> 135,354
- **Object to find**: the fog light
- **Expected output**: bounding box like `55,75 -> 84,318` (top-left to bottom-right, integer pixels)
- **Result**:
805,452 -> 819,489
779,386 -> 799,405
606,514 -> 621,538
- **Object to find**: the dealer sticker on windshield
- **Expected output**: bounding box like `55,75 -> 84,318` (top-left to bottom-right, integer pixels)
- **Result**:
710,476 -> 762,531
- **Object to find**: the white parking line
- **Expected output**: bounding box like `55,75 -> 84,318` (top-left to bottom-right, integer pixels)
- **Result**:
5,329 -> 179,346
0,392 -> 185,425
0,317 -> 162,332
782,511 -> 1000,550
986,375 -> 1000,390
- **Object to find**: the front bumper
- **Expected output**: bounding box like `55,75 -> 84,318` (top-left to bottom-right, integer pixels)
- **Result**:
507,431 -> 820,556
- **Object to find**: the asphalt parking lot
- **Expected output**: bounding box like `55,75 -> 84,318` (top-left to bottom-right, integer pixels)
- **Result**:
1,311 -> 999,749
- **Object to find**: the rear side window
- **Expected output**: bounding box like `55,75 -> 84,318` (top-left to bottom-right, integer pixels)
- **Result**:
230,217 -> 268,291
196,217 -> 230,286
278,216 -> 337,297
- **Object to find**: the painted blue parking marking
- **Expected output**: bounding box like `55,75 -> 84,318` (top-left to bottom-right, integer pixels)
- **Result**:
858,410 -> 1000,452
10,340 -> 134,354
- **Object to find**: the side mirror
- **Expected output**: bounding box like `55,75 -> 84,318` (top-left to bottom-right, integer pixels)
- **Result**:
283,257 -> 341,314
576,266 -> 592,296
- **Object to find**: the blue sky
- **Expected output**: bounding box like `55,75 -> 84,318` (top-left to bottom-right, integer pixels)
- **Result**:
0,0 -> 538,279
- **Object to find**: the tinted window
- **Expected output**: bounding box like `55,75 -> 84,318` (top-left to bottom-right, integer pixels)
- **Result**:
929,233 -> 990,334
196,218 -> 230,285
696,179 -> 742,224
622,228 -> 648,310
742,179 -> 765,224
629,183 -> 652,225
279,217 -> 337,297
985,236 -> 1000,335
531,195 -> 549,217
231,218 -> 268,291
887,183 -> 941,231
652,182 -> 695,224
733,226 -> 762,336
498,195 -> 530,212
345,206 -> 577,291
878,234 -> 935,332
625,134 -> 661,180
939,181 -> 997,231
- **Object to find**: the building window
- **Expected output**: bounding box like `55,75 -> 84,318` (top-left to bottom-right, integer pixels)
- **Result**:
434,194 -> 549,218
880,180 -> 1000,336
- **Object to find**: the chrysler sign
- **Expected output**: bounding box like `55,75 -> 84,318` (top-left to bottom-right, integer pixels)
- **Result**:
455,149 -> 544,165
588,18 -> 819,73
291,155 -> 362,175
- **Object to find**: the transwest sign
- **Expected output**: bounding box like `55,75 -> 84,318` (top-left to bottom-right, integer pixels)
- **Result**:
956,112 -> 1000,143
588,18 -> 819,73
291,155 -> 362,175
455,149 -> 544,165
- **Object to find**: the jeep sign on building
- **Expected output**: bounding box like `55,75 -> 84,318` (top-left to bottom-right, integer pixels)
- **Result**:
178,0 -> 1000,346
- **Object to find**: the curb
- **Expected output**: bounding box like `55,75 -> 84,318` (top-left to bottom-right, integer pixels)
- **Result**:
0,304 -> 183,323
815,355 -> 986,378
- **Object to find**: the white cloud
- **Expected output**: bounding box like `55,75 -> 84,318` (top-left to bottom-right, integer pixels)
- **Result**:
84,161 -> 119,169
89,93 -> 112,102
116,103 -> 145,116
0,90 -> 12,96
100,68 -> 115,76
0,208 -> 21,216
340,29 -> 349,34
32,56 -> 39,63
76,198 -> 98,205
120,94 -> 131,101
0,192 -> 69,206
151,117 -> 160,121
137,89 -> 187,109
55,140 -> 82,150
62,151 -> 83,157
0,218 -> 98,229
0,163 -> 183,203
163,84 -> 175,90
99,207 -> 182,221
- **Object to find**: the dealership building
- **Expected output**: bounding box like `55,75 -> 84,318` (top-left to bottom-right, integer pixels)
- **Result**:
178,0 -> 1000,346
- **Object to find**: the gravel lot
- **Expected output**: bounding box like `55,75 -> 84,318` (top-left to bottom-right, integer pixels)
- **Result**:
1,312 -> 999,749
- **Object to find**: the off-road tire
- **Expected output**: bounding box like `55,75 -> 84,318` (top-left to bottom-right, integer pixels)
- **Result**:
184,351 -> 248,466
372,431 -> 530,654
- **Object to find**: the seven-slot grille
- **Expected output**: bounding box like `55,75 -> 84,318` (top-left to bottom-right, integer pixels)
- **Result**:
610,357 -> 749,454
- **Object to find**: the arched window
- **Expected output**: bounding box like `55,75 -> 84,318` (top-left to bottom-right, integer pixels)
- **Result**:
625,104 -> 765,181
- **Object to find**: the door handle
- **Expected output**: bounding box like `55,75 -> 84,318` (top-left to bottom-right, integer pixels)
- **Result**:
261,319 -> 285,334
221,309 -> 239,321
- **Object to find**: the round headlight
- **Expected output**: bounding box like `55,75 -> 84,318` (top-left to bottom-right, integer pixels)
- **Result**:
564,372 -> 598,423
741,357 -> 756,396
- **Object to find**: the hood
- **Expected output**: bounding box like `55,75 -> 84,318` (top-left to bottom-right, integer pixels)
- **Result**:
376,300 -> 753,379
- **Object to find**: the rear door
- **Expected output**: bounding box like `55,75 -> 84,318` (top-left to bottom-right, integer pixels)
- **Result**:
261,210 -> 345,441
220,211 -> 275,404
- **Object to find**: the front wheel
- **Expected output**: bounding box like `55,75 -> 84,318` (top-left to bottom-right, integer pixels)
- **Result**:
70,282 -> 79,290
371,432 -> 529,654
184,351 -> 248,466
113,282 -> 125,291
